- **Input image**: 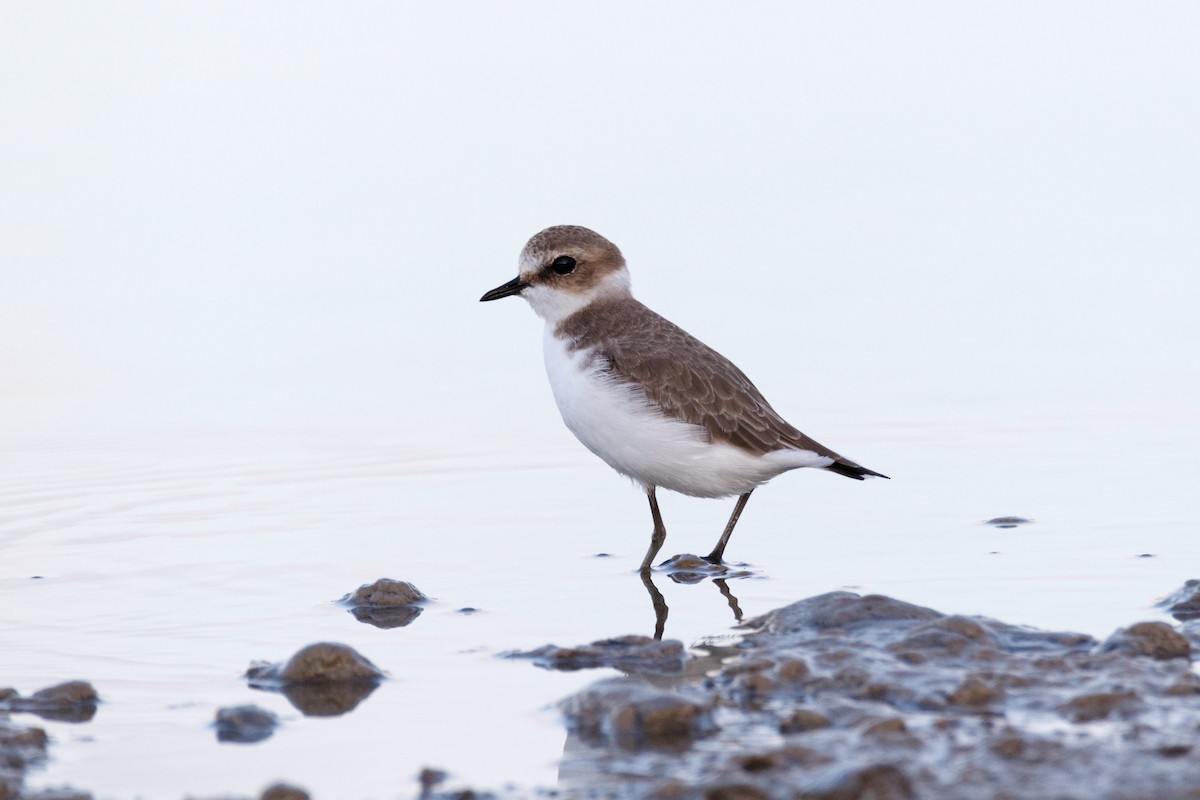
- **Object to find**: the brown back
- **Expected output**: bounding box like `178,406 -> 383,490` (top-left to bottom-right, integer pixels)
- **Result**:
556,295 -> 866,469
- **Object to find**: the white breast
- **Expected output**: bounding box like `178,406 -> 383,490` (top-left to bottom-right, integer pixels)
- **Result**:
542,329 -> 828,498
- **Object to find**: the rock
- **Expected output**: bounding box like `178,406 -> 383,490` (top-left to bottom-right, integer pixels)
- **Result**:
985,516 -> 1031,528
247,643 -> 385,716
703,785 -> 770,800
798,763 -> 914,799
542,589 -> 1200,799
1058,690 -> 1141,722
248,642 -> 386,684
1,717 -> 49,800
780,709 -> 831,734
862,718 -> 907,737
890,616 -> 999,658
1158,579 -> 1200,621
746,592 -> 941,636
507,636 -> 686,674
3,681 -> 99,723
1098,622 -> 1191,660
341,579 -> 427,628
418,767 -> 448,794
215,705 -> 278,744
341,578 -> 427,608
561,678 -> 716,751
259,783 -> 309,800
19,789 -> 92,800
947,676 -> 1003,708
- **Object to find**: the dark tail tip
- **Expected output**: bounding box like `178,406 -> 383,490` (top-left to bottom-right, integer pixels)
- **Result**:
825,461 -> 890,481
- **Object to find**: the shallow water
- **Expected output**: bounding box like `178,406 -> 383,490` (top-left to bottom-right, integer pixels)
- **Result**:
2,414 -> 1196,798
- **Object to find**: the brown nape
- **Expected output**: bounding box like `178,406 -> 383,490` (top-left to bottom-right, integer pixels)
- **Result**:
556,295 -> 888,481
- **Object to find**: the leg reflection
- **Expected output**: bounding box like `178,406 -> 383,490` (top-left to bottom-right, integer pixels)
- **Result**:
713,578 -> 744,624
638,570 -> 747,640
639,568 -> 669,640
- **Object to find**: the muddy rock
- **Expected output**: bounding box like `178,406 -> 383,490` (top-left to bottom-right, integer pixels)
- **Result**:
1058,689 -> 1142,722
341,578 -> 428,629
342,577 -> 427,608
561,678 -> 716,752
985,516 -> 1031,528
248,642 -> 385,684
1098,621 -> 1191,660
19,789 -> 92,800
796,763 -> 913,799
549,590 -> 1200,800
215,705 -> 278,744
259,783 -> 310,800
779,709 -> 831,734
1,717 -> 47,798
247,642 -> 385,716
1158,579 -> 1200,621
658,554 -> 753,583
508,636 -> 686,674
3,714 -> 93,800
750,592 -> 941,636
0,681 -> 99,723
946,676 -> 1003,708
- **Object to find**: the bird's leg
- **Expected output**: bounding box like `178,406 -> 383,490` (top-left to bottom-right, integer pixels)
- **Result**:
704,490 -> 753,564
640,486 -> 667,572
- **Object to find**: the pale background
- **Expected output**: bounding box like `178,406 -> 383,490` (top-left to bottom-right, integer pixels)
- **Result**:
2,3 -> 1199,798
4,2 -> 1197,439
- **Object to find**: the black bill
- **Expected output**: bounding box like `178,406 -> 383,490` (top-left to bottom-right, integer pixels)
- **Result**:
479,276 -> 527,302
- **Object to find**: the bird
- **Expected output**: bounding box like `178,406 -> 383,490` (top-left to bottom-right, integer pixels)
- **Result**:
480,225 -> 887,572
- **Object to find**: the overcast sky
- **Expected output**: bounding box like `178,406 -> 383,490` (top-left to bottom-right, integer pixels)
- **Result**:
3,2 -> 1198,439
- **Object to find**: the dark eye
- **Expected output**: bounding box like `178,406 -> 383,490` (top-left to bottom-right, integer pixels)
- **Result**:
551,255 -> 576,275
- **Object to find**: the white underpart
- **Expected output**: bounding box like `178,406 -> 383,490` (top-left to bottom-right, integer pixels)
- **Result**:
542,329 -> 833,499
520,267 -> 633,323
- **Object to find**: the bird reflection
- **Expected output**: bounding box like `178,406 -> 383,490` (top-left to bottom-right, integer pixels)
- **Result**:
639,564 -> 746,640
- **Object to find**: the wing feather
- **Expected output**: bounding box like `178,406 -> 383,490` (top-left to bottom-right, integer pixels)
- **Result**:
555,297 -> 881,479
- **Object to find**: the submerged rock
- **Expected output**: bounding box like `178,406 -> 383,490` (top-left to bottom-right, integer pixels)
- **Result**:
248,642 -> 386,684
247,643 -> 385,716
507,636 -> 686,674
658,554 -> 754,583
215,705 -> 279,744
985,516 -> 1032,528
561,679 -> 716,752
259,783 -> 310,800
1158,579 -> 1200,621
340,578 -> 428,629
1097,621 -> 1191,660
0,681 -> 99,723
1,713 -> 92,800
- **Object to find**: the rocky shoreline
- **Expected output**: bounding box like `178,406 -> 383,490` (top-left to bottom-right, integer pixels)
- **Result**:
5,581 -> 1199,800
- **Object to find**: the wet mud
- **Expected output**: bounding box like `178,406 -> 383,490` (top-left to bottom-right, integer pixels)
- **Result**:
9,584 -> 1200,799
507,636 -> 686,675
546,589 -> 1200,799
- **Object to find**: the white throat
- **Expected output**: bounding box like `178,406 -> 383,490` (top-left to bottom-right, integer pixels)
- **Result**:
521,268 -> 632,325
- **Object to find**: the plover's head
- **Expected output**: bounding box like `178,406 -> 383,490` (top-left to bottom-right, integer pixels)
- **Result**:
480,225 -> 631,322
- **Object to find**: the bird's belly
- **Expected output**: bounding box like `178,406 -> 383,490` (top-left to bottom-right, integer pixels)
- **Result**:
542,334 -> 808,498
